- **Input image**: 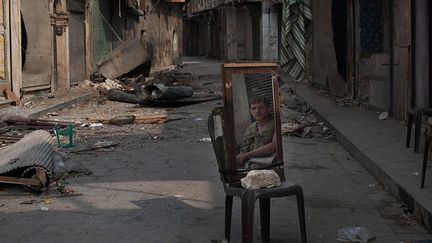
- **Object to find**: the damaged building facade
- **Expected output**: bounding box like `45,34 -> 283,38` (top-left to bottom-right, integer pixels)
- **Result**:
184,0 -> 281,61
0,0 -> 184,104
312,0 -> 430,122
184,0 -> 431,123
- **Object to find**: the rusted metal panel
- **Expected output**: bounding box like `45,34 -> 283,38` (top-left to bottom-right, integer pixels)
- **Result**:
0,130 -> 53,175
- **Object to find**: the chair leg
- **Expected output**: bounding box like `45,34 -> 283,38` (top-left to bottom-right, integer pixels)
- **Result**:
225,195 -> 233,242
414,113 -> 422,153
407,112 -> 414,148
259,198 -> 270,242
421,139 -> 430,188
241,191 -> 256,243
295,186 -> 307,243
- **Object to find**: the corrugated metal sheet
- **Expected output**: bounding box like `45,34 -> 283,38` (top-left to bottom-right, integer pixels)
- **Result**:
0,130 -> 53,174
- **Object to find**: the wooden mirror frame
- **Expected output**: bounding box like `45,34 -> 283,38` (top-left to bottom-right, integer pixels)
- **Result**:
221,63 -> 284,184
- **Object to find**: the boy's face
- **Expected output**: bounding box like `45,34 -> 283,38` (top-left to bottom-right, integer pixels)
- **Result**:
250,102 -> 270,122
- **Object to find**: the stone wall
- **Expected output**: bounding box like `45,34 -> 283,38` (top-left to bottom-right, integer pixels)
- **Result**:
141,1 -> 183,67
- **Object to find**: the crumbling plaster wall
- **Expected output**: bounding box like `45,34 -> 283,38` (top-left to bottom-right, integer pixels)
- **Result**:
141,1 -> 183,67
311,0 -> 337,86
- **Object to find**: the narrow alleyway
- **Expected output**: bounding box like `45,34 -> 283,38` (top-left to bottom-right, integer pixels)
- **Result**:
0,57 -> 431,243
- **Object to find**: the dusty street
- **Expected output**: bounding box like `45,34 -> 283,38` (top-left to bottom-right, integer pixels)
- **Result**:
0,57 -> 431,243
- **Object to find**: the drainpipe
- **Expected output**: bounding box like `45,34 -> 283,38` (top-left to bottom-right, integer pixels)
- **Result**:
411,0 -> 416,109
389,0 -> 395,114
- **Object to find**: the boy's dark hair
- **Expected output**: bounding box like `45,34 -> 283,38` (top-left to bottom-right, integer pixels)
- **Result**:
249,95 -> 270,107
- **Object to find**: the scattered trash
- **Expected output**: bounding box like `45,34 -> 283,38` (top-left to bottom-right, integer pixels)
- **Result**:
411,171 -> 420,176
400,204 -> 412,214
55,124 -> 75,148
52,151 -> 67,176
47,112 -> 59,117
211,239 -> 228,243
378,112 -> 390,120
89,123 -> 104,128
40,207 -> 49,211
281,89 -> 335,141
193,118 -> 204,121
368,184 -> 376,188
396,213 -> 417,226
198,137 -> 212,143
336,226 -> 375,243
93,141 -> 115,148
21,199 -> 43,205
24,101 -> 34,108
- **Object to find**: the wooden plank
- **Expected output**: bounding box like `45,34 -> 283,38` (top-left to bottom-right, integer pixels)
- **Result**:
0,0 -> 5,81
0,175 -> 42,186
5,0 -> 10,87
85,1 -> 93,79
55,0 -> 70,90
96,37 -> 151,79
10,0 -> 21,98
135,114 -> 168,124
86,114 -> 168,124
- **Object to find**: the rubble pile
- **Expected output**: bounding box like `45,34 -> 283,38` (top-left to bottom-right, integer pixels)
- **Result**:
281,87 -> 336,141
84,67 -> 220,107
149,69 -> 198,88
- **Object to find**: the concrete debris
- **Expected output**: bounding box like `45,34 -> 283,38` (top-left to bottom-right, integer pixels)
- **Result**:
282,86 -> 336,141
378,112 -> 390,120
198,137 -> 212,143
336,226 -> 375,243
82,79 -> 123,91
240,170 -> 281,189
93,141 -> 115,148
89,123 -> 104,128
282,122 -> 301,133
99,79 -> 123,90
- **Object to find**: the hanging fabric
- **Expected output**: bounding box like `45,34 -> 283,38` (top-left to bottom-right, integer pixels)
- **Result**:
280,0 -> 312,81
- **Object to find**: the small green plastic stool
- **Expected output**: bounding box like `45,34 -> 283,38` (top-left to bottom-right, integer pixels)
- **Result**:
55,124 -> 75,148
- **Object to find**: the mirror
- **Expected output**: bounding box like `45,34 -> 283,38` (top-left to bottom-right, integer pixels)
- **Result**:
221,63 -> 284,183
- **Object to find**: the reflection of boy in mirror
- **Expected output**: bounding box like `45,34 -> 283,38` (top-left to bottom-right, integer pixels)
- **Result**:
236,95 -> 277,164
